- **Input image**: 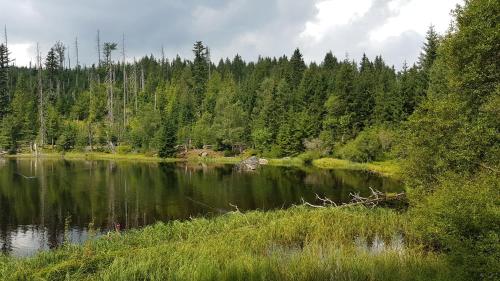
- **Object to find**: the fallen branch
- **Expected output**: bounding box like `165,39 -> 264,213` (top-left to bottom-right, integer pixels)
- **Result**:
185,196 -> 227,213
300,198 -> 326,208
229,203 -> 240,212
303,188 -> 405,209
15,172 -> 37,179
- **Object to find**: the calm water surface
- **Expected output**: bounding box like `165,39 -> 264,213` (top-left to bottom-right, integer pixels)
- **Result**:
0,158 -> 402,256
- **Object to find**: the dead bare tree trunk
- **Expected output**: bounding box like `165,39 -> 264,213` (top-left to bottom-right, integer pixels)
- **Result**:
75,37 -> 79,89
97,30 -> 101,67
122,33 -> 127,129
37,43 -> 45,147
133,59 -> 138,112
140,67 -> 144,92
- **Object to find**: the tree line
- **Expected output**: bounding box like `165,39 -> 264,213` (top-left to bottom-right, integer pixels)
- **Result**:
0,27 -> 439,159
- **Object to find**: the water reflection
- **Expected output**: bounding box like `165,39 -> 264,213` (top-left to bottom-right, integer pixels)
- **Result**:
0,158 -> 402,256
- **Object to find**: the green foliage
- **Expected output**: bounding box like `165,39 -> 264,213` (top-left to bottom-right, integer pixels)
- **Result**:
418,25 -> 440,77
0,38 -> 430,158
116,145 -> 133,154
338,126 -> 395,163
57,121 -> 77,151
0,114 -> 20,152
401,2 -> 500,281
402,0 -> 499,187
411,172 -> 500,280
159,117 -> 177,158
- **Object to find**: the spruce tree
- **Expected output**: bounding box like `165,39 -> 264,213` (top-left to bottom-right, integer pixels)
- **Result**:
288,48 -> 306,89
192,41 -> 208,109
159,117 -> 178,157
45,47 -> 59,91
418,25 -> 440,76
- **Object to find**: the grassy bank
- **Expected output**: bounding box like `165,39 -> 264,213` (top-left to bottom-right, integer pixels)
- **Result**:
312,158 -> 401,178
4,151 -> 178,163
3,152 -> 400,178
0,206 -> 455,281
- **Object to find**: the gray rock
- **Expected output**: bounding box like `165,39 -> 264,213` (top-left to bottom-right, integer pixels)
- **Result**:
258,158 -> 269,165
238,156 -> 260,170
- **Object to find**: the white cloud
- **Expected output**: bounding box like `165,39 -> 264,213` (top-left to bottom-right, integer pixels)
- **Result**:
300,0 -> 372,41
370,0 -> 461,42
297,0 -> 462,67
9,43 -> 35,67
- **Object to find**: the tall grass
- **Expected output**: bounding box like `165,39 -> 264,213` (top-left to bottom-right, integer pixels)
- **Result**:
313,158 -> 401,178
1,206 -> 455,281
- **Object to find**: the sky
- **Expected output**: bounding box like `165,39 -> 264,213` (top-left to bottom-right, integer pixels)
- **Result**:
1,0 -> 462,69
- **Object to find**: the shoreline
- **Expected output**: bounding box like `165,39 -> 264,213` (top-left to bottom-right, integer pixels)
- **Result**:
2,152 -> 401,178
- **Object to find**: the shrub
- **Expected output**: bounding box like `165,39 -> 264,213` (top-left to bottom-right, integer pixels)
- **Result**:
297,150 -> 321,164
337,127 -> 395,162
410,171 -> 500,280
262,145 -> 283,158
57,122 -> 78,151
116,145 -> 133,154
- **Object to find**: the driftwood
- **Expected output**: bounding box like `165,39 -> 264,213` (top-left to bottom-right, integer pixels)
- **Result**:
302,187 -> 406,209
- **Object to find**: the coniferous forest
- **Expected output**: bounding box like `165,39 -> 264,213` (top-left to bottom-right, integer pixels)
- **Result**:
0,0 -> 498,280
0,28 -> 437,160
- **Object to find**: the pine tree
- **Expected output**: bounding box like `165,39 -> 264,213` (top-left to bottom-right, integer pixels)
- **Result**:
418,25 -> 440,75
192,41 -> 208,109
288,48 -> 306,89
45,47 -> 59,91
159,117 -> 177,157
323,51 -> 338,71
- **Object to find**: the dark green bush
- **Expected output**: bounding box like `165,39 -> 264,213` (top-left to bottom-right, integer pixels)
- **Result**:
337,127 -> 395,162
116,145 -> 133,154
57,122 -> 78,151
411,172 -> 500,280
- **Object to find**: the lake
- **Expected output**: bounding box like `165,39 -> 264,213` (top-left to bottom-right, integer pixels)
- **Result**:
0,158 -> 402,256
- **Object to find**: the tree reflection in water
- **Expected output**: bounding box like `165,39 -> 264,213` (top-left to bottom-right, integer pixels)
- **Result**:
0,158 -> 401,256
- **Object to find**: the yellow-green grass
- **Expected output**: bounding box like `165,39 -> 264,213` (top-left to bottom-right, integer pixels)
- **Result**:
313,158 -> 401,179
0,206 -> 454,281
4,151 -> 178,163
191,156 -> 244,164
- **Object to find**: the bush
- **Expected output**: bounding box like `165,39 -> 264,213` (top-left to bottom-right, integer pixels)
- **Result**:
297,150 -> 321,164
337,127 -> 395,162
116,145 -> 133,154
57,122 -> 78,151
410,171 -> 500,280
262,145 -> 283,158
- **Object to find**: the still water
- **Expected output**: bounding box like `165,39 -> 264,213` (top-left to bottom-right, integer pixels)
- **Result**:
0,158 -> 402,256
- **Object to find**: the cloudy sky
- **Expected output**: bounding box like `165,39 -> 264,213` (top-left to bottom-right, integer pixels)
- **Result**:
1,0 -> 462,68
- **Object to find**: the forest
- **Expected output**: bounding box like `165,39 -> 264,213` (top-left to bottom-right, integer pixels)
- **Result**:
1,23 -> 435,161
0,0 -> 498,280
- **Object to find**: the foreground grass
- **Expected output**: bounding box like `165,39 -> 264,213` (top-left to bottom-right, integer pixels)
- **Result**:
0,207 -> 455,281
313,158 -> 401,178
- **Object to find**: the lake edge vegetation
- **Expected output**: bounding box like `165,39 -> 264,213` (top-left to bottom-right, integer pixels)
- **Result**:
0,0 -> 498,280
